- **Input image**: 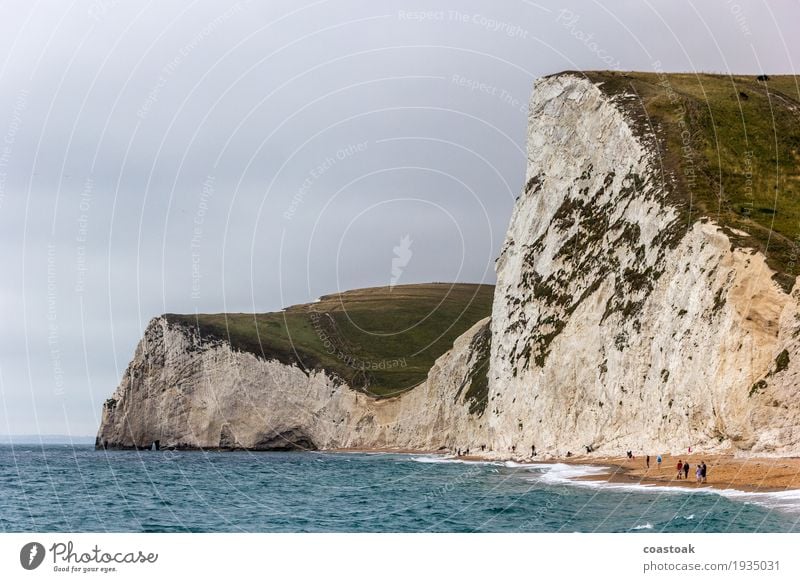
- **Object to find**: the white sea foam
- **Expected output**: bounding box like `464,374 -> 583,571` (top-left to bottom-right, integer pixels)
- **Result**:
523,462 -> 800,514
503,460 -> 539,468
410,455 -> 501,466
713,488 -> 800,513
631,523 -> 653,530
410,455 -> 452,464
526,463 -> 610,485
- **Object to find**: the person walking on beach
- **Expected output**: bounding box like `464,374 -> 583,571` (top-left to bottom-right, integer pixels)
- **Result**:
657,455 -> 662,470
695,464 -> 702,483
646,455 -> 650,469
676,460 -> 683,479
683,461 -> 690,480
701,461 -> 707,483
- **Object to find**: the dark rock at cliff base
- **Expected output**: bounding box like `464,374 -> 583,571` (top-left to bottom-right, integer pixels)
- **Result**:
251,429 -> 317,451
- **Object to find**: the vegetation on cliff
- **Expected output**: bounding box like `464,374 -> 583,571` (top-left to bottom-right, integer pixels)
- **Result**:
583,71 -> 800,291
165,283 -> 493,397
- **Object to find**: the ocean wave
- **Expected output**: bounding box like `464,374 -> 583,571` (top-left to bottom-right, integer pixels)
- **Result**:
410,455 -> 502,466
714,488 -> 800,513
411,455 -> 800,515
524,463 -> 610,484
631,522 -> 653,530
503,460 -> 539,468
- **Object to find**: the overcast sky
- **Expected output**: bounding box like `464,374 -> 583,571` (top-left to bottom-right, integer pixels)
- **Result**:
0,0 -> 797,437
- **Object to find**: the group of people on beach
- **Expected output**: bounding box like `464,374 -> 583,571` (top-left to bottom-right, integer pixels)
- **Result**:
674,459 -> 707,483
642,453 -> 709,483
455,443 -> 538,457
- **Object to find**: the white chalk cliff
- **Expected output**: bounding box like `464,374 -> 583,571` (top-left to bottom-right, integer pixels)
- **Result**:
97,315 -> 491,452
98,73 -> 800,457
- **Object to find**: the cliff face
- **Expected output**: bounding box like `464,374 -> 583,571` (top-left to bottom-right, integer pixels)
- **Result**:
487,74 -> 800,456
97,316 -> 490,451
99,72 -> 800,457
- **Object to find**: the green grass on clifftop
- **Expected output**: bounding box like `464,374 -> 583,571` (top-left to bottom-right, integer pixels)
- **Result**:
165,283 -> 493,398
583,71 -> 800,291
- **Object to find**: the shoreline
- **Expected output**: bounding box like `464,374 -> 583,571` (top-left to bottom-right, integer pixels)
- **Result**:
329,448 -> 800,493
327,446 -> 448,455
87,444 -> 800,494
567,454 -> 800,493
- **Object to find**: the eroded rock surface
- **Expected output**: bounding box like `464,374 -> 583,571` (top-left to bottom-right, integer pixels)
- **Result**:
96,317 -> 492,452
487,74 -> 800,457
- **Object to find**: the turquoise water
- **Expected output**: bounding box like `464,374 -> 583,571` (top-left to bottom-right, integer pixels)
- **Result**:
1,445 -> 799,532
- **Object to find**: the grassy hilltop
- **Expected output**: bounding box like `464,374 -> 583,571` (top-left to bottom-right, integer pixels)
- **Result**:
583,71 -> 800,291
166,283 -> 493,398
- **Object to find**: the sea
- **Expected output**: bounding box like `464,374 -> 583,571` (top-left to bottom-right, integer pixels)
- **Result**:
1,444 -> 799,533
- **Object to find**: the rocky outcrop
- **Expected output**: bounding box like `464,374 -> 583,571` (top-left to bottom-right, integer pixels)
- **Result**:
99,72 -> 800,457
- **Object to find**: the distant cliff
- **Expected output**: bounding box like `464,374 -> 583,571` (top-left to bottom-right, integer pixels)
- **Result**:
99,72 -> 800,457
96,284 -> 493,451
